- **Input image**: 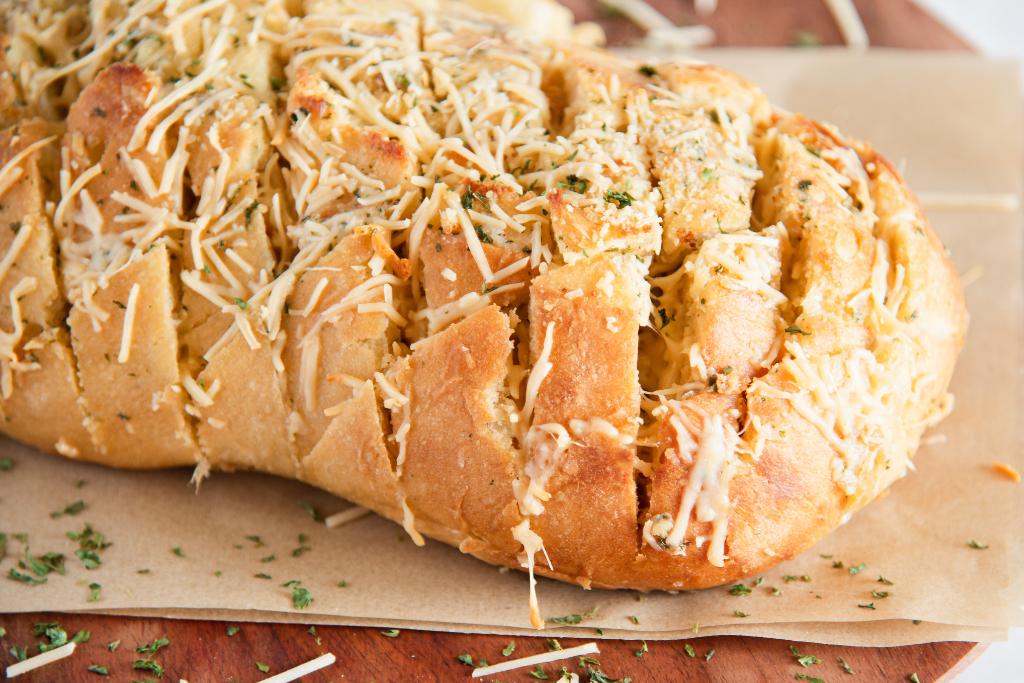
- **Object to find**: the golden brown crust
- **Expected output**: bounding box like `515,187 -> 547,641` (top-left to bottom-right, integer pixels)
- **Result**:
403,304 -> 523,556
0,0 -> 968,600
526,254 -> 642,581
68,243 -> 198,467
283,231 -> 398,456
301,379 -> 403,514
0,119 -> 97,460
196,330 -> 297,477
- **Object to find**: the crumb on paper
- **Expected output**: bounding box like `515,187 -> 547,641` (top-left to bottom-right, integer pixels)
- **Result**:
992,462 -> 1021,483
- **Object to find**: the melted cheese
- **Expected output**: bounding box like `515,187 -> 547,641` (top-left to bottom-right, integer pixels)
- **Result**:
518,422 -> 571,516
510,519 -> 549,630
643,403 -> 740,567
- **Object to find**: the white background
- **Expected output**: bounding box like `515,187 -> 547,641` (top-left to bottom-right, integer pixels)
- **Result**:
910,1 -> 1022,679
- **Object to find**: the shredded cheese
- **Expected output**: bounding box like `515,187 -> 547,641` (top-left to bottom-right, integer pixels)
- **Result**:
472,642 -> 600,678
824,0 -> 869,48
0,135 -> 56,197
325,506 -> 372,528
6,641 -> 76,678
257,653 -> 336,683
117,283 -> 141,364
520,322 -> 554,426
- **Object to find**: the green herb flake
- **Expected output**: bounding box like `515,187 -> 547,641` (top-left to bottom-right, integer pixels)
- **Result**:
795,675 -> 825,683
857,602 -> 876,610
50,500 -> 87,518
0,457 -> 13,471
291,583 -> 313,609
628,615 -> 639,625
967,539 -> 989,550
24,548 -> 66,577
473,224 -> 493,244
871,590 -> 890,599
501,641 -> 516,657
838,656 -> 855,674
634,640 -> 648,657
785,326 -> 811,336
604,190 -> 634,209
529,666 -> 549,679
299,501 -> 323,522
8,567 -> 47,585
558,174 -> 589,195
133,659 -> 164,677
789,645 -> 820,667
234,297 -> 248,310
733,610 -> 750,618
461,188 -> 483,210
380,629 -> 400,638
638,65 -> 657,77
87,664 -> 109,675
256,661 -> 270,673
546,639 -> 561,651
135,636 -> 169,656
244,200 -> 259,226
107,640 -> 120,652
33,622 -> 68,652
88,582 -> 102,602
792,30 -> 822,47
701,167 -> 717,183
548,606 -> 598,625
684,643 -> 696,658
9,645 -> 27,661
456,653 -> 475,666
877,575 -> 894,585
848,563 -> 866,575
907,674 -> 920,683
728,583 -> 752,596
705,648 -> 716,662
171,547 -> 185,558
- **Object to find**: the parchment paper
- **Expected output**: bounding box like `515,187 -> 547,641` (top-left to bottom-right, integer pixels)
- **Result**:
1,50 -> 1021,646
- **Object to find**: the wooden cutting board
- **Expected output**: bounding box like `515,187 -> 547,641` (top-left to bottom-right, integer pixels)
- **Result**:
0,1 -> 983,681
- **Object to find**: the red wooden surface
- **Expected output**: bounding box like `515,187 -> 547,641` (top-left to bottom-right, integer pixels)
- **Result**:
0,612 -> 980,682
560,0 -> 971,50
1,2 -> 982,681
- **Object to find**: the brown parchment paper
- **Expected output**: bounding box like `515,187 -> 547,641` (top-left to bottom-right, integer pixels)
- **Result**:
1,50 -> 1021,646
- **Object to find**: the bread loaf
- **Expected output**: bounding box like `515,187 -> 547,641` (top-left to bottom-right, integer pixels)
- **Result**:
0,0 -> 966,625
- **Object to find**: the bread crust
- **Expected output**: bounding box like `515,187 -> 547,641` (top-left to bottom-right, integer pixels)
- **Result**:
0,0 -> 967,600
